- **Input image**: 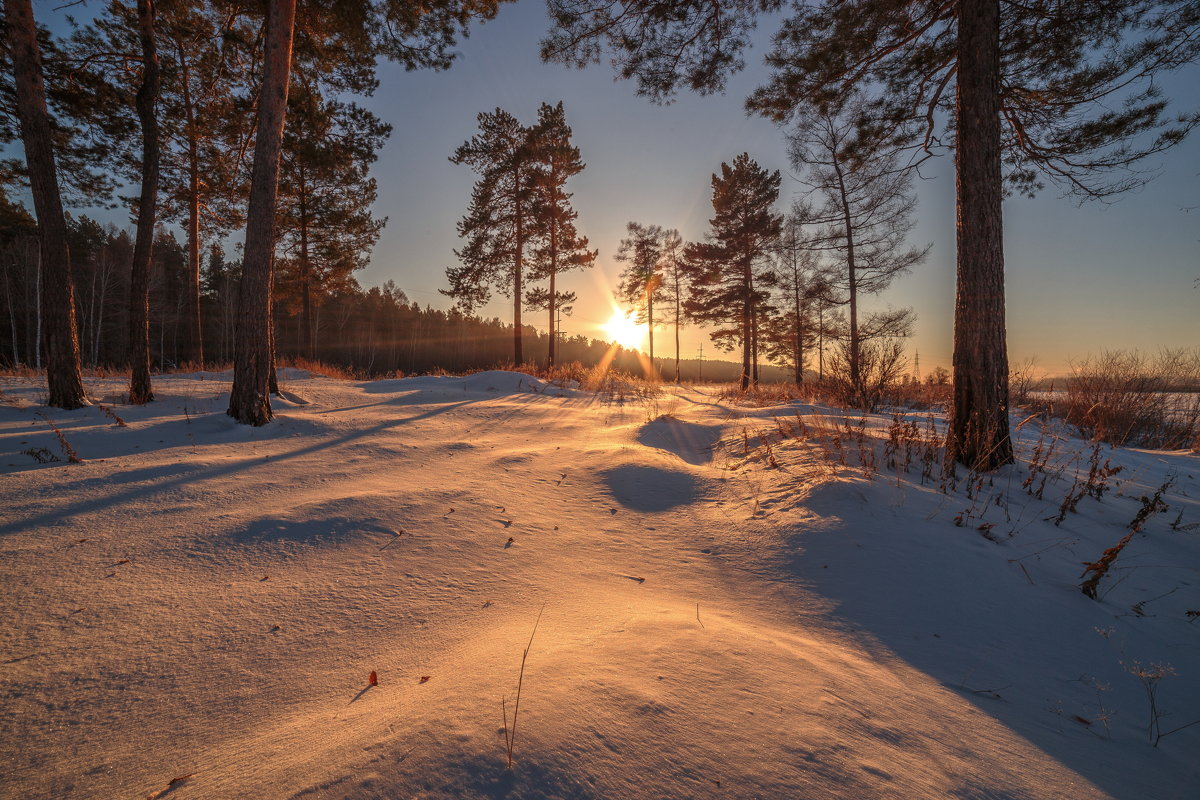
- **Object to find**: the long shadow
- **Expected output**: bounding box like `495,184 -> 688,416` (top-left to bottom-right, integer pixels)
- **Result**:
772,502 -> 1200,800
0,398 -> 482,536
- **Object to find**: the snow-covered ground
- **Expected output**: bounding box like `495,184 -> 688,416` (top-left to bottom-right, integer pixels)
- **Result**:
1,370 -> 1197,800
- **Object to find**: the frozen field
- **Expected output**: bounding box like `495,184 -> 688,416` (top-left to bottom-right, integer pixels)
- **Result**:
1,370 -> 1197,799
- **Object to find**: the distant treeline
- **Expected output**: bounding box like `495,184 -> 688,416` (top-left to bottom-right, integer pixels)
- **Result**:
0,211 -> 792,382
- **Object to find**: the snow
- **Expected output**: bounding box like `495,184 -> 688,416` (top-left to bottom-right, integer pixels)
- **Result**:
1,372 -> 1197,800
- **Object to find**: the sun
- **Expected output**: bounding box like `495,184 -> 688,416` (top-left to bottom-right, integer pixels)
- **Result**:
603,310 -> 642,350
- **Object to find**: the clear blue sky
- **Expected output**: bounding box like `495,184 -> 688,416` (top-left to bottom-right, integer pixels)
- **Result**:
44,1 -> 1200,376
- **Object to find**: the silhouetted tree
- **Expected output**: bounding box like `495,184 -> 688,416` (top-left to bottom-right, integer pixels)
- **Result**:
683,153 -> 781,390
445,108 -> 538,364
525,101 -> 595,368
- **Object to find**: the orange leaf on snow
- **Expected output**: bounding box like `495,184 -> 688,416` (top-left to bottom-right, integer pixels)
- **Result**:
419,675 -> 430,684
368,671 -> 378,686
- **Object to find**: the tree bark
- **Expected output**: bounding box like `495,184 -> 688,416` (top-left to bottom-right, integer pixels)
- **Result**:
513,176 -> 524,365
547,221 -> 557,368
4,0 -> 87,408
228,0 -> 295,425
951,0 -> 1013,470
128,0 -> 160,405
740,259 -> 751,391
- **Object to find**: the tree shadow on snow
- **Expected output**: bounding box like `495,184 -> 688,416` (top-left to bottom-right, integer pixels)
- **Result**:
602,464 -> 699,512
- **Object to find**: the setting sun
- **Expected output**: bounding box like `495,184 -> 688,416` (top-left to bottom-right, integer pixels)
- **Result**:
603,310 -> 642,350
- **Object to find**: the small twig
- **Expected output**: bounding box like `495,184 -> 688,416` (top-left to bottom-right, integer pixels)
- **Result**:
696,602 -> 705,628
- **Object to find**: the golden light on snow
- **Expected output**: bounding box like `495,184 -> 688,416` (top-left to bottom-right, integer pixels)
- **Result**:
603,309 -> 642,350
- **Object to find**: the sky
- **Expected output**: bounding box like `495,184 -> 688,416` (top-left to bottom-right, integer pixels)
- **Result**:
359,1 -> 1200,376
43,1 -> 1200,376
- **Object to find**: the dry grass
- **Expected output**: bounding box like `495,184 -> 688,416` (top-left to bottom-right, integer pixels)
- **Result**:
1028,350 -> 1200,450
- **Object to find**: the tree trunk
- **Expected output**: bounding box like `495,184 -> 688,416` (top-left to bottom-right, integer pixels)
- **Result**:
751,308 -> 759,386
178,38 -> 204,366
512,167 -> 524,365
547,221 -> 557,368
674,285 -> 681,383
646,289 -> 654,370
951,0 -> 1013,470
4,0 -> 87,408
794,283 -> 804,385
228,0 -> 295,425
833,158 -> 860,403
740,260 -> 751,391
128,0 -> 160,405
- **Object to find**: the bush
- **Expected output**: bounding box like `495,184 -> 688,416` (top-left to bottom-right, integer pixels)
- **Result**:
1058,349 -> 1200,450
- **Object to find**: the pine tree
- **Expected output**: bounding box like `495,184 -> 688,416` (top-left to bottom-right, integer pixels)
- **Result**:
524,101 -> 595,368
787,97 -> 928,407
445,108 -> 538,364
2,0 -> 88,408
543,0 -> 1200,468
683,153 -> 781,391
276,81 -> 389,359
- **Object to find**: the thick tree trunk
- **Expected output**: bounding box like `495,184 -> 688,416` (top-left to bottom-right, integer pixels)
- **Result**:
128,0 -> 160,405
228,0 -> 295,425
4,0 -> 87,408
951,0 -> 1013,470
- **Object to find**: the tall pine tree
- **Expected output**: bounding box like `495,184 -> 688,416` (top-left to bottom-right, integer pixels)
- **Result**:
683,153 -> 781,391
445,108 -> 538,364
524,101 -> 594,368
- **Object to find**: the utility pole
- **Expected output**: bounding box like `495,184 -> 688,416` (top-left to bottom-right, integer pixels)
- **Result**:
698,342 -> 704,383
